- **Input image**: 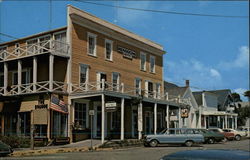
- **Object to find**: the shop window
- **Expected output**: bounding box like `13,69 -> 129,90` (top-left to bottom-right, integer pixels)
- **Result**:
35,125 -> 47,138
105,39 -> 113,61
20,112 -> 31,136
74,103 -> 87,129
140,52 -> 146,71
87,32 -> 97,56
111,111 -> 121,130
112,72 -> 119,91
52,111 -> 68,137
150,55 -> 155,73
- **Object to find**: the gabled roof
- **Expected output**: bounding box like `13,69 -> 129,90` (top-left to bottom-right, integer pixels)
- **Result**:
192,92 -> 203,106
164,81 -> 188,98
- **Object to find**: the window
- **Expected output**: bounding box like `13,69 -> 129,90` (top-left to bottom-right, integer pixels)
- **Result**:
87,32 -> 97,56
12,69 -> 30,85
112,72 -> 119,91
135,78 -> 141,95
54,32 -> 67,53
74,103 -> 87,129
105,39 -> 113,61
39,35 -> 51,53
79,64 -> 89,84
140,52 -> 146,71
0,46 -> 7,59
111,111 -> 121,130
148,81 -> 153,97
150,55 -> 155,73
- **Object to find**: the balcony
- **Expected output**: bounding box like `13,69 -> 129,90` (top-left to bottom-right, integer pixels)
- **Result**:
0,40 -> 69,62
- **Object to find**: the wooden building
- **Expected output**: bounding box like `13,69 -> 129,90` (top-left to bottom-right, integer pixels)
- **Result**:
0,5 -> 190,144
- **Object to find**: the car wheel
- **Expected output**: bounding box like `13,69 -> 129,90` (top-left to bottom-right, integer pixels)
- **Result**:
185,140 -> 193,147
235,135 -> 241,141
208,138 -> 215,144
149,140 -> 158,147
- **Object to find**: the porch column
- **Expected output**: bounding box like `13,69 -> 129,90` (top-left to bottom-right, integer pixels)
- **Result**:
138,102 -> 143,139
120,98 -> 125,140
66,58 -> 72,93
4,62 -> 8,95
154,103 -> 157,134
222,117 -> 225,129
235,116 -> 238,129
166,105 -> 169,128
225,115 -> 228,128
198,108 -> 202,128
33,57 -> 37,92
101,94 -> 105,144
49,54 -> 54,91
178,107 -> 181,128
18,60 -> 22,94
204,116 -> 207,129
217,116 -> 220,128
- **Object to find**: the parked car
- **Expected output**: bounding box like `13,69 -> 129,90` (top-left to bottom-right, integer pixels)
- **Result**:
208,128 -> 234,140
144,128 -> 204,147
0,141 -> 13,157
160,149 -> 250,160
193,129 -> 225,144
223,128 -> 247,141
238,127 -> 250,138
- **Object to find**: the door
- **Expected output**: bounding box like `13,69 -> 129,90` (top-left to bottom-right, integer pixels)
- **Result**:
19,112 -> 31,136
132,109 -> 138,138
94,105 -> 107,138
97,72 -> 107,90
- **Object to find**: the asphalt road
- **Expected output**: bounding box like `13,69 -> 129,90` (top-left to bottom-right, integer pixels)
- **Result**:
2,139 -> 250,160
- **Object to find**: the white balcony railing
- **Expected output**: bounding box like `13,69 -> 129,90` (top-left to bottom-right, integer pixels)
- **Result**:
0,40 -> 69,62
0,80 -> 191,106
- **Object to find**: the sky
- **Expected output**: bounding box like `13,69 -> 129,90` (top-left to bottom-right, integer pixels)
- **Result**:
0,0 -> 249,100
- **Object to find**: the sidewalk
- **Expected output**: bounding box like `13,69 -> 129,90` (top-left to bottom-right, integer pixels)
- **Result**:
12,139 -> 102,157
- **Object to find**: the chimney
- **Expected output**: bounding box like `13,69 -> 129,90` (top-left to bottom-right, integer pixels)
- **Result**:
185,80 -> 190,87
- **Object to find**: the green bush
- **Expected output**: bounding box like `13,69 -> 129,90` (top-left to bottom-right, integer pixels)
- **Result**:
0,135 -> 30,148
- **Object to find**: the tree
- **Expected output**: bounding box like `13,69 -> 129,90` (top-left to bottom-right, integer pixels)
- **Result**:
244,90 -> 250,102
231,92 -> 242,102
235,105 -> 250,126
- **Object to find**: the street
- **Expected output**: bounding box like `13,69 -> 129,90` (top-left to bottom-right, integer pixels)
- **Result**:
2,139 -> 249,160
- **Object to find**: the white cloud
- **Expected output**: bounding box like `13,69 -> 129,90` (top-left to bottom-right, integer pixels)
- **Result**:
116,1 -> 151,25
210,68 -> 221,78
165,59 -> 222,89
219,46 -> 249,69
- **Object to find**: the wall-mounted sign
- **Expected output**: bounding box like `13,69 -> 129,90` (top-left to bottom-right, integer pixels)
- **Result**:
117,46 -> 136,59
89,110 -> 95,116
105,101 -> 117,112
181,108 -> 189,118
35,104 -> 48,109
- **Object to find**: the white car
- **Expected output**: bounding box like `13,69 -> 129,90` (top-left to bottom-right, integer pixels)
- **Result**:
223,129 -> 247,141
238,127 -> 250,138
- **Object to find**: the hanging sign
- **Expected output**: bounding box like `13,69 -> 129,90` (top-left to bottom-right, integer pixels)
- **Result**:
105,101 -> 117,112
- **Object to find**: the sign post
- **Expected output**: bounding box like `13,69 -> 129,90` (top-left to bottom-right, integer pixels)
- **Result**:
89,110 -> 95,151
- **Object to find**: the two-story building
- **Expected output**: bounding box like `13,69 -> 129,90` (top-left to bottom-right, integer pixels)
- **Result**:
193,90 -> 238,129
0,5 -> 190,144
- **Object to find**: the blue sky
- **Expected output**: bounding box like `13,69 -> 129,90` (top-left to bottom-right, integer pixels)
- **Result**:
0,1 -> 249,100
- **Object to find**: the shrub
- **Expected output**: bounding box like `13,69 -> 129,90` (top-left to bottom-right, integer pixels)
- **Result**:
0,135 -> 30,148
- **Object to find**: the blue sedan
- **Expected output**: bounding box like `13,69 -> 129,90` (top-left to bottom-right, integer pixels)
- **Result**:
144,128 -> 205,147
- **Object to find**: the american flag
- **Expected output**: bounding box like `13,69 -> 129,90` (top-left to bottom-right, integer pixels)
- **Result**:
50,96 -> 68,114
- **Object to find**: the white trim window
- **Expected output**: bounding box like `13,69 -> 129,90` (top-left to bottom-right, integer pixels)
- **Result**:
105,39 -> 113,61
79,64 -> 89,84
0,46 -> 7,59
135,78 -> 141,95
150,55 -> 155,73
87,32 -> 97,56
54,32 -> 67,53
112,72 -> 120,91
140,52 -> 146,71
39,35 -> 51,53
12,69 -> 31,85
74,102 -> 88,129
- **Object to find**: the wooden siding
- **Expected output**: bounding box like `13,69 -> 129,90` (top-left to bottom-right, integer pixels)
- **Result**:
71,23 -> 163,91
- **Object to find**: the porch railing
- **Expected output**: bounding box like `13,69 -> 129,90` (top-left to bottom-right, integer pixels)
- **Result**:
0,40 -> 69,62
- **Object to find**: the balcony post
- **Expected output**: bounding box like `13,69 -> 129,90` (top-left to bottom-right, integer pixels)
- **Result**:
101,94 -> 105,144
138,102 -> 143,139
101,79 -> 105,91
121,83 -> 124,93
4,62 -> 8,95
165,92 -> 168,100
120,97 -> 124,140
49,54 -> 54,91
33,57 -> 37,92
66,58 -> 71,93
154,103 -> 157,134
18,60 -> 22,94
166,105 -> 169,128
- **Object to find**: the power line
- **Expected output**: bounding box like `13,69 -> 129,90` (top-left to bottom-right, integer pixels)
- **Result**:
0,32 -> 19,40
73,0 -> 249,19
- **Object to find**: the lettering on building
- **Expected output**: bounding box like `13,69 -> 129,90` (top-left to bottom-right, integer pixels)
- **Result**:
117,46 -> 136,59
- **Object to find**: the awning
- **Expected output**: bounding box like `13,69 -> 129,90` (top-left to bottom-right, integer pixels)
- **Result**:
0,101 -> 20,113
33,108 -> 48,125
